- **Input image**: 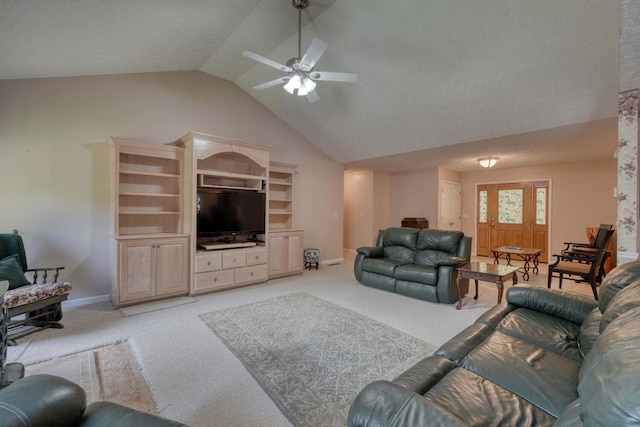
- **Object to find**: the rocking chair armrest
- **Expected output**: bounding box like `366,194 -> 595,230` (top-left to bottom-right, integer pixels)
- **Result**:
551,252 -> 597,263
25,266 -> 65,284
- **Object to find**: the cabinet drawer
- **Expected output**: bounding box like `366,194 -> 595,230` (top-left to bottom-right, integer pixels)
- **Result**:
246,248 -> 267,266
235,265 -> 268,285
223,251 -> 246,269
195,252 -> 222,273
194,270 -> 235,292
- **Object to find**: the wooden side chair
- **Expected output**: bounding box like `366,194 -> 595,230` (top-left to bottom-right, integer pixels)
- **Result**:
547,227 -> 615,300
0,231 -> 72,343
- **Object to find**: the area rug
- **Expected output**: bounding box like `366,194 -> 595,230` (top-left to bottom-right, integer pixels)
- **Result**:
200,292 -> 436,427
26,340 -> 156,413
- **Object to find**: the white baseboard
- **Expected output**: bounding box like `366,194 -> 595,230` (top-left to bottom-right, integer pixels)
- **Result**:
617,251 -> 639,264
320,257 -> 344,266
62,294 -> 111,309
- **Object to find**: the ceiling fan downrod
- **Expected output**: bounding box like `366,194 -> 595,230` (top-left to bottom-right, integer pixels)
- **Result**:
292,0 -> 309,59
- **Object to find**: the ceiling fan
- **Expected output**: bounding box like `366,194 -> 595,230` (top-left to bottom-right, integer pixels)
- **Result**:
242,0 -> 358,103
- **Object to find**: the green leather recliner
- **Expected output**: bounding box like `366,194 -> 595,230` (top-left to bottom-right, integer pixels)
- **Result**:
354,228 -> 472,304
348,261 -> 640,426
0,374 -> 188,427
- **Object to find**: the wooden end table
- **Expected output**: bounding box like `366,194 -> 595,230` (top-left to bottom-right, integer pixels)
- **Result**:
491,246 -> 541,281
456,262 -> 519,309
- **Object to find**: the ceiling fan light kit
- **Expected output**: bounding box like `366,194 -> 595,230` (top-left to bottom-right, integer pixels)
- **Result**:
242,0 -> 358,103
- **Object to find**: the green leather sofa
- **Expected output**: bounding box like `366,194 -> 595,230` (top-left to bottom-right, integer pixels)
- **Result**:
348,260 -> 640,426
0,374 -> 188,427
354,228 -> 471,304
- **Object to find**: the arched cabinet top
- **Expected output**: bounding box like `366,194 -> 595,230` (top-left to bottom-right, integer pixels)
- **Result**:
176,131 -> 270,168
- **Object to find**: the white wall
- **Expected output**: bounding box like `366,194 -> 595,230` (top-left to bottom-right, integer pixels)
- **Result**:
0,71 -> 344,300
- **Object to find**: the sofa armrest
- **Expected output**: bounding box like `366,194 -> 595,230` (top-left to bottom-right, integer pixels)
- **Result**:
0,374 -> 86,427
432,255 -> 466,267
79,401 -> 188,427
356,246 -> 383,258
506,285 -> 598,324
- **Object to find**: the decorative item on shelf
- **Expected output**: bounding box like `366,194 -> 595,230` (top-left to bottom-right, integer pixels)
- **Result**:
401,217 -> 429,229
478,157 -> 499,168
304,248 -> 320,270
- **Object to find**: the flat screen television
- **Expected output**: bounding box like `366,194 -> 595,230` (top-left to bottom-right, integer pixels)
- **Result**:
197,189 -> 266,238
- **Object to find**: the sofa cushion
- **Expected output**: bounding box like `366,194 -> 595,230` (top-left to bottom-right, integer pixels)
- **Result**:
497,308 -> 582,362
414,250 -> 466,268
382,227 -> 418,250
460,331 -> 581,418
578,308 -> 640,426
360,258 -> 406,276
422,368 -> 557,426
600,280 -> 640,332
577,307 -> 602,358
416,229 -> 463,252
395,264 -> 437,285
598,260 -> 640,313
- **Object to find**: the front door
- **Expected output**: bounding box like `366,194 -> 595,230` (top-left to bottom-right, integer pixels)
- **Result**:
477,181 -> 549,263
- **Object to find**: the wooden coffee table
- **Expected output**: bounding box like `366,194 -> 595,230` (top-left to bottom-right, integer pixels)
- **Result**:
491,246 -> 541,281
456,262 -> 519,309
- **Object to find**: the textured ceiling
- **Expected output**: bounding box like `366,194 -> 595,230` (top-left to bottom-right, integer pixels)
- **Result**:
0,0 -> 621,172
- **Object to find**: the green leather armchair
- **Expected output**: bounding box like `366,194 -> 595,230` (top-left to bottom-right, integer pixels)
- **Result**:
0,374 -> 189,427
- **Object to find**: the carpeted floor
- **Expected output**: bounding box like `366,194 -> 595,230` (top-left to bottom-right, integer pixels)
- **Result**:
201,292 -> 436,427
6,254 -> 594,426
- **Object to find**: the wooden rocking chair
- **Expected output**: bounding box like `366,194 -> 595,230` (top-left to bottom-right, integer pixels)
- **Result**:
0,231 -> 72,343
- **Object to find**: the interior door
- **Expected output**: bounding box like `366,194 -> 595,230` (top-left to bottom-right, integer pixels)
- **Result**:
477,181 -> 548,262
439,181 -> 462,230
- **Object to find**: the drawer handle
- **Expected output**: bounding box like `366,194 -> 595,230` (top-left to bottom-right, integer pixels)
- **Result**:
207,261 -> 211,266
233,258 -> 236,262
255,255 -> 259,259
250,272 -> 254,276
214,277 -> 217,282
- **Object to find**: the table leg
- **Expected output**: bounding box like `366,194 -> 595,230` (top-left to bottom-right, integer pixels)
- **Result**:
533,255 -> 539,274
513,272 -> 518,285
456,270 -> 463,310
492,251 -> 500,265
496,279 -> 504,304
521,255 -> 531,281
474,280 -> 479,300
505,253 -> 512,266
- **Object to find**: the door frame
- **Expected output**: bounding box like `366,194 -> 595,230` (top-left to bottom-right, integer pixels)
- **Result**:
474,178 -> 553,262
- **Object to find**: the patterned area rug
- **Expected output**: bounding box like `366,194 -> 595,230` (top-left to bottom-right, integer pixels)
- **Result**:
200,292 -> 436,427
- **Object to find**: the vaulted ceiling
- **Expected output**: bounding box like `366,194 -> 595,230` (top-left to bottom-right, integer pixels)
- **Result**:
0,0 -> 620,171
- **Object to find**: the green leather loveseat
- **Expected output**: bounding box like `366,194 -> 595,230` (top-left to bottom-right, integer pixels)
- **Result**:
354,228 -> 471,304
348,260 -> 640,426
0,374 -> 188,427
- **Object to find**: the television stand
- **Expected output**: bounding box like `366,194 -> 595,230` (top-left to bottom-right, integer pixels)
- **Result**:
199,242 -> 257,251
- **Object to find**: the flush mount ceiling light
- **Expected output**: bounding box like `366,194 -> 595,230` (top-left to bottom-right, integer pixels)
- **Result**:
478,157 -> 499,168
242,0 -> 358,103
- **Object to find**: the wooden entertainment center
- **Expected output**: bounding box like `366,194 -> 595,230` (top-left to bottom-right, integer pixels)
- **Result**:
109,132 -> 303,308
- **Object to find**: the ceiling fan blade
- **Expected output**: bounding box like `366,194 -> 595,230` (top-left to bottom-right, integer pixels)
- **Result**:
310,71 -> 359,83
306,90 -> 320,103
300,38 -> 328,69
253,77 -> 290,91
242,51 -> 292,72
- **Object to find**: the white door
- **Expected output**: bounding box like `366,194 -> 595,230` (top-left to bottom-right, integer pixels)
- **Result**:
440,181 -> 461,230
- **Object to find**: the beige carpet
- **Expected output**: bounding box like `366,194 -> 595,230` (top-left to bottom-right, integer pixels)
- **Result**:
26,340 -> 155,413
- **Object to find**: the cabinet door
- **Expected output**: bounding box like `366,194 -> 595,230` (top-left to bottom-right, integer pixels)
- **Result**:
119,240 -> 155,302
287,232 -> 304,273
268,234 -> 287,276
155,238 -> 188,296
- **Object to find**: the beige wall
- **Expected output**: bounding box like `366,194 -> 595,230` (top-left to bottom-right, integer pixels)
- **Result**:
461,159 -> 617,256
388,169 -> 439,229
0,71 -> 344,301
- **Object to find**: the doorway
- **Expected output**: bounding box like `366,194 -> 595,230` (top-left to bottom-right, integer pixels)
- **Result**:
476,181 -> 549,263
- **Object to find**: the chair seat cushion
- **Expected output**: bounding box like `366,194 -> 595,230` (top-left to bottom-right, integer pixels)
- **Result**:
556,261 -> 591,275
4,282 -> 72,309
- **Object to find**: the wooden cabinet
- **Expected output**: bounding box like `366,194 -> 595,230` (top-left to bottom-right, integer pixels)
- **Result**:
193,247 -> 267,294
269,162 -> 295,231
115,237 -> 189,307
268,231 -> 303,278
110,138 -> 189,308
